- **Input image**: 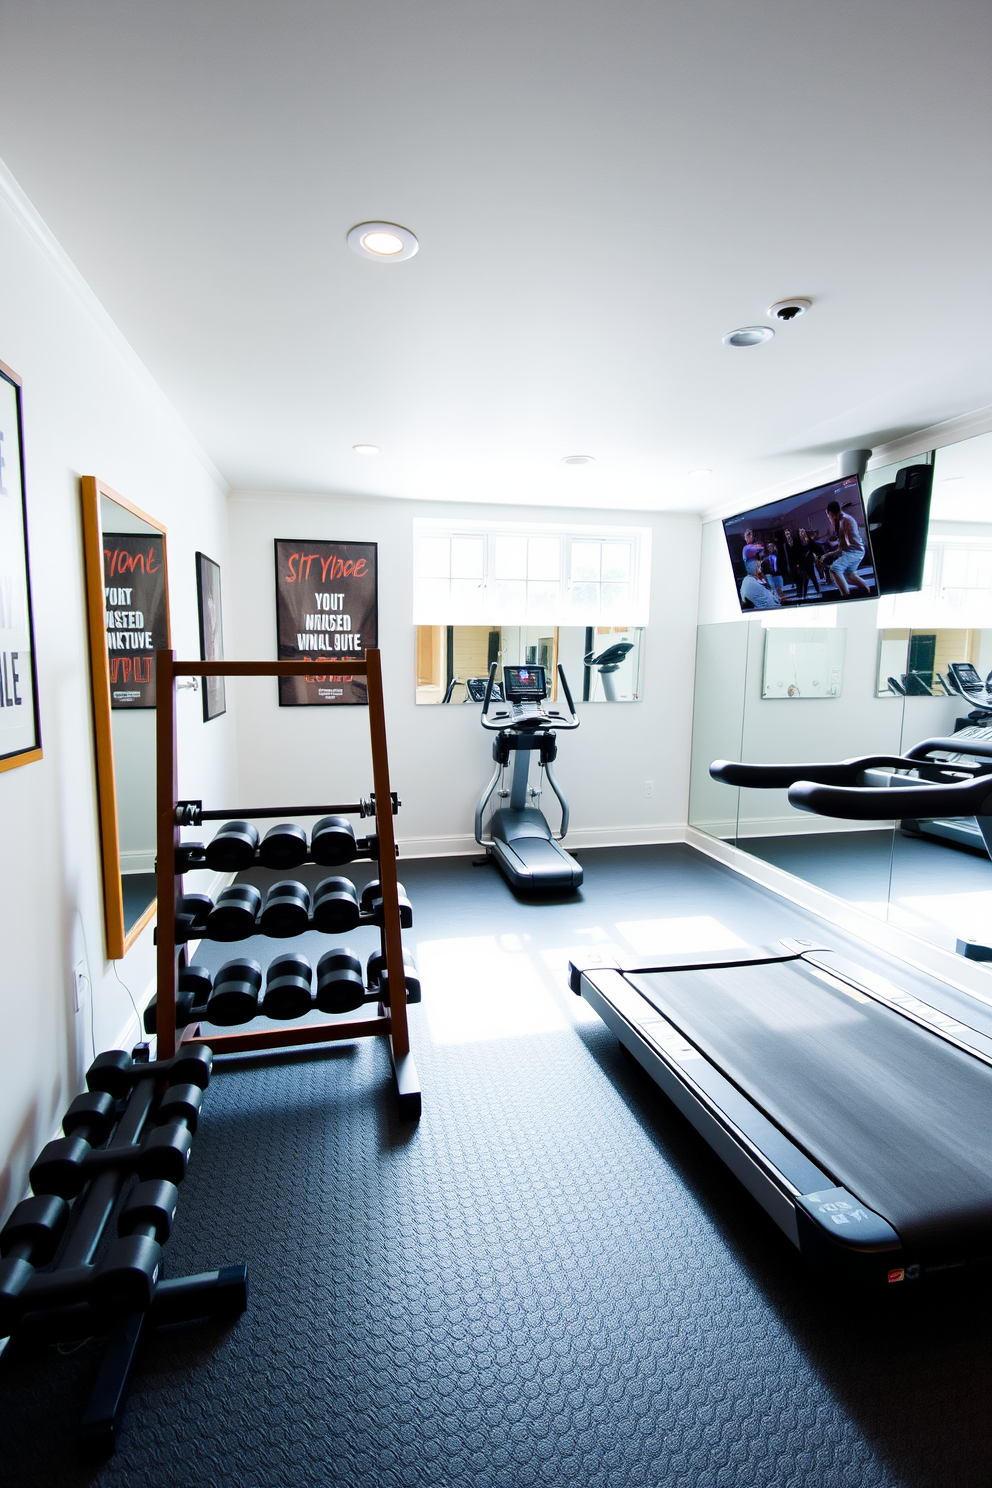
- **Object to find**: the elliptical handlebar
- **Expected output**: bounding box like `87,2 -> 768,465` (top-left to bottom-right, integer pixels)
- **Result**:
479,662 -> 580,731
789,773 -> 992,821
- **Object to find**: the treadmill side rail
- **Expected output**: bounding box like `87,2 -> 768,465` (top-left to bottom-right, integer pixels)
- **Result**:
796,1189 -> 904,1283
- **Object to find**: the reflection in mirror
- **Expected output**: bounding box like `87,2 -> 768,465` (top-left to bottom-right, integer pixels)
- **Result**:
81,478 -> 170,957
415,625 -> 643,703
762,627 -> 845,699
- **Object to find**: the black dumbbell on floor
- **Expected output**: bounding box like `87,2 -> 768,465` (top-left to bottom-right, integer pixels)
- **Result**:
86,1045 -> 213,1099
205,958 -> 262,1025
0,1194 -> 71,1329
315,949 -> 365,1014
262,953 -> 313,1019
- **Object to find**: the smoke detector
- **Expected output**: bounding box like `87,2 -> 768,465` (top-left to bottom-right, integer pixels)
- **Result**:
768,298 -> 812,322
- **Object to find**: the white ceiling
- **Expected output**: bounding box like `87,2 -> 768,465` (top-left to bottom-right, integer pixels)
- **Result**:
2,1 -> 992,512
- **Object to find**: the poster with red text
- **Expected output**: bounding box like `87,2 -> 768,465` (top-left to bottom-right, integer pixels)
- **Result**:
274,540 -> 378,706
103,533 -> 168,708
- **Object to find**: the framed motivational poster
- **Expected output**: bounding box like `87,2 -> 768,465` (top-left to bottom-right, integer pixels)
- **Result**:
103,531 -> 169,708
274,539 -> 378,706
0,359 -> 42,772
196,551 -> 226,721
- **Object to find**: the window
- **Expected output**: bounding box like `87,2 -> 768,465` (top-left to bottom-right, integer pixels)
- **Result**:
413,520 -> 651,625
877,536 -> 992,629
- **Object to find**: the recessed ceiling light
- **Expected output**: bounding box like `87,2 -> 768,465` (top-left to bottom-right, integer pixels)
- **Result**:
352,444 -> 380,455
562,454 -> 596,466
768,297 -> 812,322
347,222 -> 419,262
688,468 -> 713,478
723,326 -> 775,348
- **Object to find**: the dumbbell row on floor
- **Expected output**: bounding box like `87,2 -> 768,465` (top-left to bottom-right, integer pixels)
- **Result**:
145,945 -> 421,1031
0,1046 -> 214,1333
177,877 -> 413,943
174,815 -> 373,874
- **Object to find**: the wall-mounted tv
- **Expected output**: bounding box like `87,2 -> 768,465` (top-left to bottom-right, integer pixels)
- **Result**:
722,474 -> 879,612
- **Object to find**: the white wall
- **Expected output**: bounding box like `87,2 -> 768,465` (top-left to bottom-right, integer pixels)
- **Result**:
0,164 -> 234,1216
227,492 -> 701,855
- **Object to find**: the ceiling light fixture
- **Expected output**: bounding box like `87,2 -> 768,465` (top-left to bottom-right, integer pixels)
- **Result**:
768,297 -> 812,322
347,221 -> 419,262
723,326 -> 774,349
352,444 -> 380,455
688,468 -> 713,479
561,454 -> 596,466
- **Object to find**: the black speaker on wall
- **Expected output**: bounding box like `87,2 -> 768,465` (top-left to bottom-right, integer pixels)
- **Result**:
866,463 -> 934,595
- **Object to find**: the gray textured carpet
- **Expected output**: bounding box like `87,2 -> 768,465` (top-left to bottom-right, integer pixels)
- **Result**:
3,845 -> 991,1486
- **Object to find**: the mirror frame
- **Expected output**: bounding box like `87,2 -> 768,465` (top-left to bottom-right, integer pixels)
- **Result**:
81,476 -> 171,958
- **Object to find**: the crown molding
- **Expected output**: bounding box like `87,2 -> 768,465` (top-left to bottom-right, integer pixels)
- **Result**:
0,154 -> 228,492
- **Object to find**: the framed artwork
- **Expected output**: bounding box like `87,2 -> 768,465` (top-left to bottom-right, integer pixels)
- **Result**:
274,539 -> 378,706
104,531 -> 169,708
195,551 -> 226,721
0,360 -> 42,771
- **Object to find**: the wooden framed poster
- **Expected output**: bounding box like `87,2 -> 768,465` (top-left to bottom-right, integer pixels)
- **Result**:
104,530 -> 169,708
0,359 -> 42,772
196,551 -> 226,721
274,539 -> 378,706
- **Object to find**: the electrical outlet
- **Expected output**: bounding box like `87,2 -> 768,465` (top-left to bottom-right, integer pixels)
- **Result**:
644,780 -> 654,798
73,960 -> 88,1013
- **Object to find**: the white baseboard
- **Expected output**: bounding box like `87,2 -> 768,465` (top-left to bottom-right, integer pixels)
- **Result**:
397,824 -> 685,859
734,816 -> 896,838
685,824 -> 992,1006
121,851 -> 156,874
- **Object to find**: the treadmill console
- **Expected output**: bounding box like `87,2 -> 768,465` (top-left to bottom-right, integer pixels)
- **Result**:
502,665 -> 548,703
950,661 -> 984,694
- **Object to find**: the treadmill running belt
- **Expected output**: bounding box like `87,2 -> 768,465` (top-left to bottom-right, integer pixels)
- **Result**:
628,961 -> 992,1260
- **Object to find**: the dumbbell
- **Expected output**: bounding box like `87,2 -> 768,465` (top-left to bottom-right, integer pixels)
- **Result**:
86,1044 -> 213,1100
367,948 -> 422,1004
312,876 -> 360,934
205,820 -> 259,872
92,1176 -> 180,1317
0,1194 -> 72,1334
177,893 -> 214,941
260,880 -> 311,938
311,815 -> 358,866
258,822 -> 308,869
175,840 -> 207,873
28,1091 -> 119,1198
143,964 -> 214,1035
359,880 -> 413,928
205,957 -> 262,1025
315,949 -> 365,1014
205,884 -> 261,941
262,953 -> 313,1020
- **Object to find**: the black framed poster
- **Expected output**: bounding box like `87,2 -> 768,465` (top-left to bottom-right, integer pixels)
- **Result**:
196,551 -> 226,721
0,360 -> 42,770
104,533 -> 169,708
274,539 -> 377,706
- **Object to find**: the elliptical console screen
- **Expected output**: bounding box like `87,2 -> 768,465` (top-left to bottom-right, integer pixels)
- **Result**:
950,662 -> 983,693
503,665 -> 548,702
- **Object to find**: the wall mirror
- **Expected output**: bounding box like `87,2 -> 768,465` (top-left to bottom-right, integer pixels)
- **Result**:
81,476 -> 170,958
415,625 -> 644,704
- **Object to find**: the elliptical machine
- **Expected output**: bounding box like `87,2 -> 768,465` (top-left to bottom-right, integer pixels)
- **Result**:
474,662 -> 583,892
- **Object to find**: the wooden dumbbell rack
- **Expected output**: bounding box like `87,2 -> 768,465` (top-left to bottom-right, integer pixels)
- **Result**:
154,649 -> 420,1119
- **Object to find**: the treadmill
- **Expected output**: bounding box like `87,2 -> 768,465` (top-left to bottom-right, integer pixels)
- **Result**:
571,747 -> 992,1285
900,662 -> 992,853
475,662 -> 583,892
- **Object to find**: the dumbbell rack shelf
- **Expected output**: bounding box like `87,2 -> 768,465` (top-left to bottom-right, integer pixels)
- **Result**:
155,650 -> 420,1119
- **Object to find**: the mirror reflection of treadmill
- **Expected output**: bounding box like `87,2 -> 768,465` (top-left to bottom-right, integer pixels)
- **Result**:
902,660 -> 992,855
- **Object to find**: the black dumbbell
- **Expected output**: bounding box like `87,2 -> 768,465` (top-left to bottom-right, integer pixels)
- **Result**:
0,1194 -> 71,1334
143,963 -> 213,1036
118,1178 -> 179,1246
205,884 -> 262,941
154,1083 -> 203,1135
92,1232 -> 163,1316
28,1091 -> 118,1198
311,815 -> 358,866
205,958 -> 262,1025
205,820 -> 259,872
258,822 -> 308,869
259,880 -> 311,938
315,948 -> 365,1014
86,1045 -> 213,1100
135,1086 -> 200,1186
178,893 -> 213,932
359,880 -> 413,928
175,840 -> 207,873
367,948 -> 422,1004
312,876 -> 360,934
262,953 -> 313,1020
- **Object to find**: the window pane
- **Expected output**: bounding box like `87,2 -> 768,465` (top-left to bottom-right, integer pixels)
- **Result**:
418,537 -> 450,579
527,581 -> 560,619
494,579 -> 527,615
600,582 -> 630,617
449,577 -> 485,620
528,537 -> 560,580
494,535 -> 527,579
569,582 -> 599,614
968,550 -> 992,589
415,578 -> 450,618
941,549 -> 969,588
570,542 -> 601,582
451,536 -> 485,579
601,543 -> 631,582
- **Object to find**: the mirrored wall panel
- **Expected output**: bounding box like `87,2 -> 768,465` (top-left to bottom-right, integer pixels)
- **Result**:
415,625 -> 643,704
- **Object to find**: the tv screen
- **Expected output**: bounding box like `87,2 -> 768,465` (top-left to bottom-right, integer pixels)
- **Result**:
722,474 -> 878,612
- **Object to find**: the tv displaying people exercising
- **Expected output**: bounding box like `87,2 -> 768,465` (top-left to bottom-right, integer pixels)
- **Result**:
722,475 -> 879,612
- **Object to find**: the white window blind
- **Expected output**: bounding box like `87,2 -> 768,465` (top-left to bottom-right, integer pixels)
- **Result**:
413,520 -> 651,625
